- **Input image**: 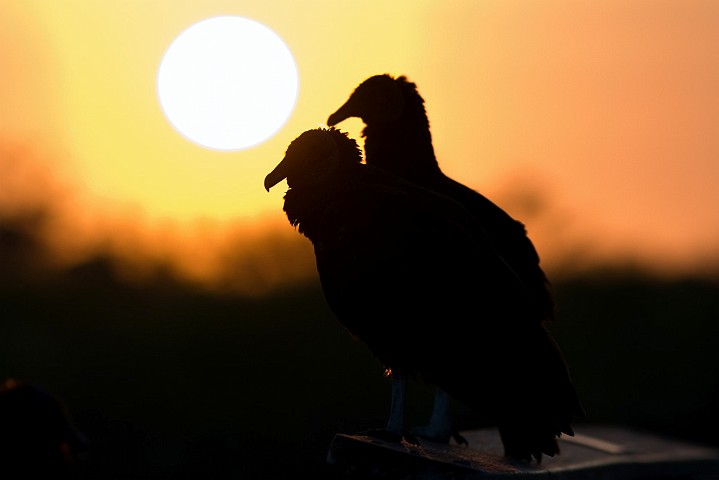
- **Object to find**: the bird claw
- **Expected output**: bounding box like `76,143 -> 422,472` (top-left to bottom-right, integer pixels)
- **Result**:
452,431 -> 469,446
403,432 -> 421,445
362,428 -> 420,445
410,426 -> 469,446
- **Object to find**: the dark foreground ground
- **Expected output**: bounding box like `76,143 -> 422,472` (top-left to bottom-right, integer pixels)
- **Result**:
2,248 -> 718,479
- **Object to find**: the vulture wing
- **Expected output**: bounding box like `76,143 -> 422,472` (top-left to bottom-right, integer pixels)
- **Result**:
327,74 -> 556,323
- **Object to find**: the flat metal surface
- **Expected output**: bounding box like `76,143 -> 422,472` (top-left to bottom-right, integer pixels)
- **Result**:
327,424 -> 719,479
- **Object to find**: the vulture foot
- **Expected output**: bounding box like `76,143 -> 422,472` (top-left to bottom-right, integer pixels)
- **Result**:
410,425 -> 468,446
362,428 -> 420,445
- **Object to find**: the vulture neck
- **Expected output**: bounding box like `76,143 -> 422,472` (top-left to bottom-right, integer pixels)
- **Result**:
282,164 -> 356,241
362,108 -> 444,186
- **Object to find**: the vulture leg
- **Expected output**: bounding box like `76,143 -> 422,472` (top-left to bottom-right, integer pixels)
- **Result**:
385,373 -> 407,436
411,388 -> 468,445
364,373 -> 418,444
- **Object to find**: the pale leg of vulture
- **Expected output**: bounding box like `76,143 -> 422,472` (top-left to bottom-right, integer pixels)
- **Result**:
364,374 -> 413,443
412,388 -> 468,445
385,373 -> 407,436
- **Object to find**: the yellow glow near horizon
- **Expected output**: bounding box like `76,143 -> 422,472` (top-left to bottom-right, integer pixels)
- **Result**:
157,16 -> 299,151
3,0 -> 719,285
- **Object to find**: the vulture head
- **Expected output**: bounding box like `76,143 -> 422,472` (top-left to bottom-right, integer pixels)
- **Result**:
264,127 -> 362,192
264,127 -> 363,238
327,74 -> 436,179
327,74 -> 408,127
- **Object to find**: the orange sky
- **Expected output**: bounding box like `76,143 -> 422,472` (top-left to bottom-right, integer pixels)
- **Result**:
2,0 -> 718,293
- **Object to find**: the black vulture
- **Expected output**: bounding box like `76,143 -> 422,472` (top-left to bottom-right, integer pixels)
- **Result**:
327,74 -> 555,325
264,127 -> 583,463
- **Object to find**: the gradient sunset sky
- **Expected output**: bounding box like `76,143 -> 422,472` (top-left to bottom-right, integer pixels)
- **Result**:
2,0 -> 718,293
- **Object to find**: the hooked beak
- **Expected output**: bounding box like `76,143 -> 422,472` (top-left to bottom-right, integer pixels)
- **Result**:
327,100 -> 354,127
264,156 -> 290,192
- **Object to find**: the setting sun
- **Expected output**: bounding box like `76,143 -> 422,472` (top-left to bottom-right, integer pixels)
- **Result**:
2,0 -> 718,286
157,16 -> 299,151
2,2 -> 719,476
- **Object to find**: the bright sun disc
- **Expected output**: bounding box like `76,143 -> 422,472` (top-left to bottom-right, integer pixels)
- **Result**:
157,16 -> 299,151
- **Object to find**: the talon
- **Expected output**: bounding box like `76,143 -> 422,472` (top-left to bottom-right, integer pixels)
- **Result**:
452,431 -> 469,446
362,428 -> 403,443
362,428 -> 423,446
402,432 -> 421,445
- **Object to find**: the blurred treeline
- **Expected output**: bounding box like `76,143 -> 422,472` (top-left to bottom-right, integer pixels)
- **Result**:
2,211 -> 718,479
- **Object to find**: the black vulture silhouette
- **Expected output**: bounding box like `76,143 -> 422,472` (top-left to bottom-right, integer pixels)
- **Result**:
264,127 -> 583,463
327,74 -> 555,324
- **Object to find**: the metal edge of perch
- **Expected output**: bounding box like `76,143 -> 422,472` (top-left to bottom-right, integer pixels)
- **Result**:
327,424 -> 719,479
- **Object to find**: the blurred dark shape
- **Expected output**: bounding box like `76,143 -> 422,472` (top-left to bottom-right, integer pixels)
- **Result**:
0,378 -> 87,478
328,74 -> 555,324
2,240 -> 717,477
265,128 -> 583,463
0,210 -> 53,289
